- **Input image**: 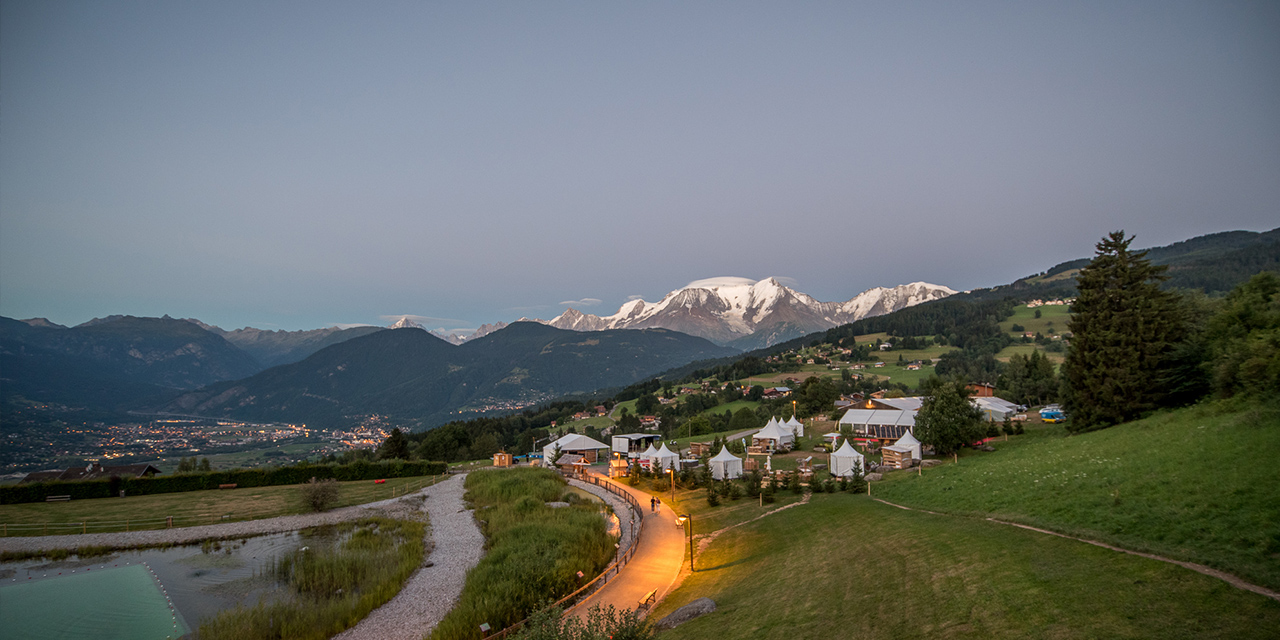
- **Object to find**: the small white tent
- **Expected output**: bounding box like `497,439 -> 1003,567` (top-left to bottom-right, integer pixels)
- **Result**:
829,440 -> 865,477
652,444 -> 679,471
784,415 -> 805,437
639,443 -> 659,463
709,447 -> 744,480
883,430 -> 922,463
753,420 -> 794,451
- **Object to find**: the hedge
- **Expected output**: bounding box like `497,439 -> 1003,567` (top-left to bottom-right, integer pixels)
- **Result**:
0,459 -> 448,505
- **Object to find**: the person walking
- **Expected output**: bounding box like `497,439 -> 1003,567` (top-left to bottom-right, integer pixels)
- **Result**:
650,497 -> 656,512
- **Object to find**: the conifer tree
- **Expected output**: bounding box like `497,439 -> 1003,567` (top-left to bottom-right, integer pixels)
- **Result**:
1061,231 -> 1185,431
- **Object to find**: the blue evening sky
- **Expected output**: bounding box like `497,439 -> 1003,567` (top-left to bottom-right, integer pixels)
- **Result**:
2,1 -> 1277,332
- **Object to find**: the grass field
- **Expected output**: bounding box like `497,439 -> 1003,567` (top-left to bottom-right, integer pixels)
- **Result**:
999,303 -> 1071,336
874,399 -> 1280,591
693,399 -> 760,420
993,342 -> 1066,365
863,364 -> 939,388
0,474 -> 444,536
652,493 -> 1280,639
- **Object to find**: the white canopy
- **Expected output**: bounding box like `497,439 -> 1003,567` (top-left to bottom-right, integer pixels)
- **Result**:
888,430 -> 922,460
708,447 -> 743,480
639,443 -> 659,462
652,443 -> 679,471
830,440 -> 865,477
785,415 -> 805,437
753,420 -> 794,449
542,433 -> 610,462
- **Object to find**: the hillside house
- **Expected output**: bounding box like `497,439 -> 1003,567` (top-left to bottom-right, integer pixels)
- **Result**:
966,383 -> 996,397
21,463 -> 161,484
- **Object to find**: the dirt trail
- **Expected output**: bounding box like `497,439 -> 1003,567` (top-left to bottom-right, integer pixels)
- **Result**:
872,497 -> 1280,603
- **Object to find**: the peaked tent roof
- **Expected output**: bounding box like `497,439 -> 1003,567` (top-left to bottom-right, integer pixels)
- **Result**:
654,444 -> 678,458
894,430 -> 921,448
754,421 -> 791,441
831,440 -> 864,459
785,415 -> 803,428
710,447 -> 741,463
640,444 -> 659,458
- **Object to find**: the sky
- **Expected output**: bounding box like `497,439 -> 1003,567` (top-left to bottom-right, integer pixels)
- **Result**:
2,1 -> 1277,333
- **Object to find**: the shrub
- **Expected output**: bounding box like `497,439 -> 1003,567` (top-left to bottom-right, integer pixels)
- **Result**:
706,486 -> 720,507
301,478 -> 340,512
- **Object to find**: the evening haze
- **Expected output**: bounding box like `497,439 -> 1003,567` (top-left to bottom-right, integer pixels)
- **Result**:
2,2 -> 1277,333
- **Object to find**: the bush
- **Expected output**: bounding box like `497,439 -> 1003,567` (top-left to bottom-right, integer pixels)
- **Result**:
706,486 -> 720,507
301,478 -> 340,512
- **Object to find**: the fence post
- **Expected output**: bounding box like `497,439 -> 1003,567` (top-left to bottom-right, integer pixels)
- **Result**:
167,516 -> 173,529
82,521 -> 86,534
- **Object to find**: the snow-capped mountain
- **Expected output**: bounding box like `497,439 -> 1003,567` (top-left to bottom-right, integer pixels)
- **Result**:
387,316 -> 426,330
536,277 -> 955,348
430,321 -> 509,345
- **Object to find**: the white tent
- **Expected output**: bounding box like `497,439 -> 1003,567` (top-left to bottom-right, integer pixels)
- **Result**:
830,440 -> 865,477
542,433 -> 610,463
784,415 -> 805,437
886,430 -> 922,460
639,443 -> 659,464
753,420 -> 794,450
708,447 -> 744,480
652,444 -> 679,471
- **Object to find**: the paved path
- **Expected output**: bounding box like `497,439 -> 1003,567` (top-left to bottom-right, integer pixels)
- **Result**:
568,474 -> 686,620
336,473 -> 485,639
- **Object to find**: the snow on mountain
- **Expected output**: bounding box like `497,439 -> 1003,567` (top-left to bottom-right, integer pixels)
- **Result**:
388,316 -> 425,330
539,277 -> 955,347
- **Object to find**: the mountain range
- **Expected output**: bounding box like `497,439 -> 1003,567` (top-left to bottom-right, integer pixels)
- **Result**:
532,278 -> 956,350
160,323 -> 737,428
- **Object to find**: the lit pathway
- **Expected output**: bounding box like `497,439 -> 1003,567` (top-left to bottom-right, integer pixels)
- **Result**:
568,473 -> 687,620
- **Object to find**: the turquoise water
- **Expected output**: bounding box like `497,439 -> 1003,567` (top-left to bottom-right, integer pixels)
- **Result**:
0,564 -> 188,640
0,533 -> 301,638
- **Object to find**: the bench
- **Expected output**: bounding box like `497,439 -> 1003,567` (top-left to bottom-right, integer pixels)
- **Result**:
45,495 -> 71,502
218,483 -> 237,490
638,589 -> 657,610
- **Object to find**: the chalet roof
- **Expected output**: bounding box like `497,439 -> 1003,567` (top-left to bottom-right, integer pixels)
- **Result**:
555,453 -> 586,466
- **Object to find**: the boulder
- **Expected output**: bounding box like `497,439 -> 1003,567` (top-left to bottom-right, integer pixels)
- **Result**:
921,459 -> 944,468
979,445 -> 996,452
864,473 -> 883,482
655,597 -> 717,630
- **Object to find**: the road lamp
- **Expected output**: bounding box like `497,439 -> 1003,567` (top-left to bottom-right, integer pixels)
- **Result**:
676,514 -> 694,571
667,467 -> 675,503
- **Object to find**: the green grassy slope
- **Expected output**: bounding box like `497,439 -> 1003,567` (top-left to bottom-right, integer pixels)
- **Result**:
655,493 -> 1280,639
875,400 -> 1280,591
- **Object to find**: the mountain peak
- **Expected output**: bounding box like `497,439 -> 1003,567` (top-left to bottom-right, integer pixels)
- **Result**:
388,316 -> 425,330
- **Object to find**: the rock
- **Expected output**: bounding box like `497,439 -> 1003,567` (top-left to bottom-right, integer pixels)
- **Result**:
545,501 -> 570,508
864,473 -> 883,482
655,597 -> 717,630
921,459 -> 944,468
424,561 -> 434,567
979,445 -> 996,452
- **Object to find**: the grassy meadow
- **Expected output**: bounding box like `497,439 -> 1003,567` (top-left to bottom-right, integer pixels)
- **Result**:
198,516 -> 426,640
0,474 -> 444,535
429,468 -> 614,640
653,493 -> 1280,639
873,399 -> 1280,591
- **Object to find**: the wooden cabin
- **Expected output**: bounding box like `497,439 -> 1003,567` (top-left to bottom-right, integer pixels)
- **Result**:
492,451 -> 514,467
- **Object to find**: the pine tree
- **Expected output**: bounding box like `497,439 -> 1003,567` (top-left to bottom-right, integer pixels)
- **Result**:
1062,231 -> 1186,432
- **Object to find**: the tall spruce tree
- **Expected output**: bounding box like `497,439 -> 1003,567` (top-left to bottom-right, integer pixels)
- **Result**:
1062,231 -> 1185,431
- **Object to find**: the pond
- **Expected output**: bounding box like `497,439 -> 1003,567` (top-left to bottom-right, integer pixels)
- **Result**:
0,532 -> 303,639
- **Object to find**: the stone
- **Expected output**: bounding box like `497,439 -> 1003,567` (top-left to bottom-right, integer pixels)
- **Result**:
979,445 -> 996,452
864,473 -> 883,482
545,501 -> 571,508
654,597 -> 717,630
921,459 -> 944,468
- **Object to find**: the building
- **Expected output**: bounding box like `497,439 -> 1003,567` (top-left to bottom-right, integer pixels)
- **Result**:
492,451 -> 514,467
966,383 -> 996,397
612,433 -> 662,458
543,434 -> 611,464
20,463 -> 161,484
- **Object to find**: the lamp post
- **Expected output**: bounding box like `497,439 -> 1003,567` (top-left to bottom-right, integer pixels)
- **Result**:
668,467 -> 675,503
676,514 -> 694,572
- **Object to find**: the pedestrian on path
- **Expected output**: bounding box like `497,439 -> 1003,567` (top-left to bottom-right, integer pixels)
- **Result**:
650,497 -> 656,512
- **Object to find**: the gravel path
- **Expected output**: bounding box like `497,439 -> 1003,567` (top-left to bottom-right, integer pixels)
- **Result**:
568,478 -> 637,553
0,485 -> 440,554
335,473 -> 484,640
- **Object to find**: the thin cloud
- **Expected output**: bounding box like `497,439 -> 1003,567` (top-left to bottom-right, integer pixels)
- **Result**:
627,294 -> 645,301
332,322 -> 377,329
505,304 -> 552,313
773,276 -> 800,288
559,298 -> 602,307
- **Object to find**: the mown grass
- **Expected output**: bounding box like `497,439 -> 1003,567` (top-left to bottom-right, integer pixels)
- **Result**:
628,475 -> 805,539
998,303 -> 1072,335
429,468 -> 614,640
198,516 -> 427,640
0,474 -> 442,535
653,493 -> 1280,639
874,398 -> 1280,591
